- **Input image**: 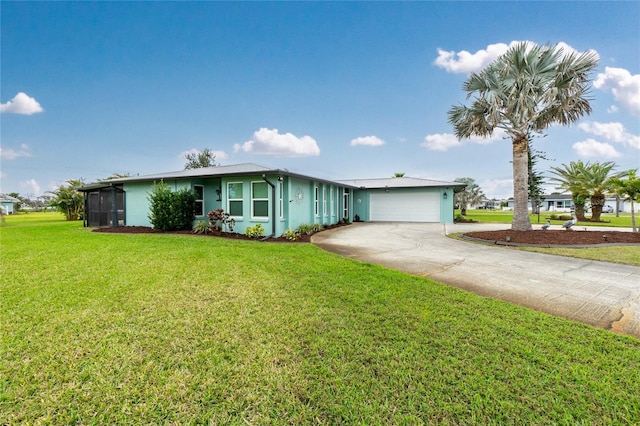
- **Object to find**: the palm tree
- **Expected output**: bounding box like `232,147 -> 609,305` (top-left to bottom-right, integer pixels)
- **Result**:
548,160 -> 589,221
448,42 -> 598,231
610,170 -> 640,232
454,177 -> 484,215
48,179 -> 85,221
581,162 -> 627,221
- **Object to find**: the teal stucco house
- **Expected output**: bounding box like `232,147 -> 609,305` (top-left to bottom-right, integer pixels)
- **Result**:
80,163 -> 464,235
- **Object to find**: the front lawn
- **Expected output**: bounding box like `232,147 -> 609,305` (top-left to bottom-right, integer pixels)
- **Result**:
460,209 -> 635,228
1,214 -> 639,424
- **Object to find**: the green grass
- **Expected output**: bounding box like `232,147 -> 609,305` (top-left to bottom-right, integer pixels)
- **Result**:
457,210 -> 640,266
461,209 -> 635,228
2,213 -> 640,424
519,245 -> 640,265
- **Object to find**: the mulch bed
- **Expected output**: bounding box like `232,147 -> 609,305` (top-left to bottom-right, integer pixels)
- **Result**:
464,229 -> 640,246
92,223 -> 351,243
93,224 -> 639,246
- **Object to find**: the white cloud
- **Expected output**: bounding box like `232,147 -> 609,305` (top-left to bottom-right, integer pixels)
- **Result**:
434,42 -> 511,74
0,92 -> 44,115
20,179 -> 41,196
480,178 -> 513,200
0,144 -> 32,160
236,128 -> 320,157
421,129 -> 507,151
578,121 -> 640,149
434,41 -> 598,74
421,133 -> 461,151
573,138 -> 622,158
607,105 -> 619,114
594,67 -> 640,117
350,136 -> 385,147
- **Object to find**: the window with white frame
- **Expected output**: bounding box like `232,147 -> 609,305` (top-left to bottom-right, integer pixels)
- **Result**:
330,187 -> 334,217
323,186 -> 327,216
194,185 -> 204,216
278,180 -> 284,218
314,184 -> 319,216
252,181 -> 269,218
227,182 -> 243,217
343,188 -> 350,218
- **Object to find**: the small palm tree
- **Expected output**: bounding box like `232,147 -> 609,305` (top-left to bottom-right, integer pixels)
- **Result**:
610,170 -> 640,232
454,177 -> 484,215
448,42 -> 598,230
548,161 -> 589,221
581,162 -> 627,221
48,179 -> 85,221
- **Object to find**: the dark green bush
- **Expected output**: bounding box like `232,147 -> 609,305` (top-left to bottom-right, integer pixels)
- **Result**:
148,182 -> 196,231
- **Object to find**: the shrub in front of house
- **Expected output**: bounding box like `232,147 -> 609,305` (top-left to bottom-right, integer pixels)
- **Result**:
207,208 -> 235,232
296,223 -> 325,236
245,223 -> 265,238
281,228 -> 298,241
192,220 -> 210,234
148,182 -> 196,232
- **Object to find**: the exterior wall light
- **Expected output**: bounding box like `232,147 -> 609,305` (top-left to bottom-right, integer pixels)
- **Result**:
443,192 -> 448,199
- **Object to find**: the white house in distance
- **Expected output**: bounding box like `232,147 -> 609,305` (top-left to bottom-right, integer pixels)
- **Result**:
494,194 -> 632,213
0,194 -> 20,215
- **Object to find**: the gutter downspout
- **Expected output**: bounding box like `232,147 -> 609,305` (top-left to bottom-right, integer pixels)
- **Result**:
261,174 -> 276,240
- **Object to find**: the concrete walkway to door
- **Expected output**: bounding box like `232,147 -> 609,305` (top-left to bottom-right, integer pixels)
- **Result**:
312,222 -> 640,339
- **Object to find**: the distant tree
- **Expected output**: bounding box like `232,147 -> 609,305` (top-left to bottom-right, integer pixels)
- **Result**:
610,170 -> 640,232
528,145 -> 552,214
104,173 -> 133,180
48,179 -> 85,221
393,172 -> 405,178
184,148 -> 218,170
448,42 -> 598,230
454,177 -> 484,215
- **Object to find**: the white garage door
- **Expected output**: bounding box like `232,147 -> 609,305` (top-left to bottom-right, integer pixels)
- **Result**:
370,191 -> 440,222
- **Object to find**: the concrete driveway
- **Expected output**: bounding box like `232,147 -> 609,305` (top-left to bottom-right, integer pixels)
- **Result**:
312,222 -> 640,339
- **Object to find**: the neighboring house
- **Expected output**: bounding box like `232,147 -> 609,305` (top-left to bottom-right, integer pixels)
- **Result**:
0,194 -> 20,215
79,163 -> 464,234
540,194 -> 631,213
470,197 -> 503,210
541,194 -> 574,212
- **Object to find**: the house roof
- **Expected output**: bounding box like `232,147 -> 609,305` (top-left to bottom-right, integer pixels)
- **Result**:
80,163 -> 359,191
542,194 -> 573,201
0,194 -> 20,203
337,177 -> 466,190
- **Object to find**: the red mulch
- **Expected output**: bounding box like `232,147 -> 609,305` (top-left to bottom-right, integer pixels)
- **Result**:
464,229 -> 640,246
92,223 -> 351,243
93,224 -> 639,246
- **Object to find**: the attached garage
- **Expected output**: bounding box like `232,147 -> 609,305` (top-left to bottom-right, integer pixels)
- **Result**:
339,176 -> 466,224
370,191 -> 440,222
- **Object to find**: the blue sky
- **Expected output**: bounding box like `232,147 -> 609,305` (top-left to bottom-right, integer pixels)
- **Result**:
1,1 -> 639,199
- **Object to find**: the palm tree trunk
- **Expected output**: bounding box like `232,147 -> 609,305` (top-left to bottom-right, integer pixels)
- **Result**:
512,136 -> 532,231
590,195 -> 604,221
574,197 -> 587,221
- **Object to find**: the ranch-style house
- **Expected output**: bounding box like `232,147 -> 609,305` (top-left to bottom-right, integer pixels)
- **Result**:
80,163 -> 465,236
